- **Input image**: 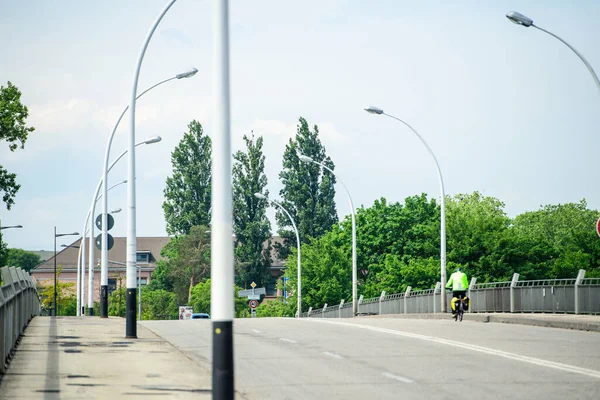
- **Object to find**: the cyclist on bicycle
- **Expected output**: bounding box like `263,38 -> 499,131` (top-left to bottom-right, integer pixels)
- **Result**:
446,267 -> 469,317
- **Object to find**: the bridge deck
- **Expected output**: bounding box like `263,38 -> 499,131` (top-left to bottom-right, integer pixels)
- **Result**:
0,317 -> 211,399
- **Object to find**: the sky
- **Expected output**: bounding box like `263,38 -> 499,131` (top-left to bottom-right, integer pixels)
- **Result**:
1,0 -> 599,251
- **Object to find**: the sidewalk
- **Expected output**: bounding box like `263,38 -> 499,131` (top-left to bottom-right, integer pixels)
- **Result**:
0,317 -> 211,399
367,312 -> 600,332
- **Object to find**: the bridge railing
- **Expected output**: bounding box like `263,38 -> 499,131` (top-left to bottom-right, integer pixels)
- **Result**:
1,266 -> 40,374
304,269 -> 600,318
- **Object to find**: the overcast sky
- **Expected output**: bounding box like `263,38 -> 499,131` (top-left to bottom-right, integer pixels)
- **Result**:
1,0 -> 599,251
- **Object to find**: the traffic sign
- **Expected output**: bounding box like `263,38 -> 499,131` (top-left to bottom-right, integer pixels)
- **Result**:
248,294 -> 261,300
249,300 -> 259,309
250,281 -> 257,288
597,218 -> 600,237
238,287 -> 266,297
95,213 -> 114,231
95,233 -> 115,251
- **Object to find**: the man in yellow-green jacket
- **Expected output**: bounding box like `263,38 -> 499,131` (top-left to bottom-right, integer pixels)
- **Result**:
446,268 -> 469,316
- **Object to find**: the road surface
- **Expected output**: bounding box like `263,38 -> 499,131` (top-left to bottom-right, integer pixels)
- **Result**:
142,317 -> 600,399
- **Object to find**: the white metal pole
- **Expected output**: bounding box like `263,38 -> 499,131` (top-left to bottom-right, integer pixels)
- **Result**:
383,113 -> 447,312
81,217 -> 88,316
126,0 -> 177,339
212,0 -> 234,397
100,77 -> 176,318
269,199 -> 301,317
87,211 -> 95,316
76,243 -> 82,316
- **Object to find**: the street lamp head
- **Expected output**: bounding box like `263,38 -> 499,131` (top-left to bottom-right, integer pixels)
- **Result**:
365,106 -> 384,115
506,11 -> 533,27
298,154 -> 314,163
144,136 -> 162,144
254,193 -> 267,200
111,208 -> 123,214
176,67 -> 199,79
0,224 -> 23,230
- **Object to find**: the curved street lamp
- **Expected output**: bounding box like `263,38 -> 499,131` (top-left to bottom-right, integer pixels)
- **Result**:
54,229 -> 79,317
100,67 -> 197,318
506,11 -> 600,92
298,153 -> 358,316
365,106 -> 448,312
254,193 -> 302,317
126,0 -> 180,338
80,137 -> 161,316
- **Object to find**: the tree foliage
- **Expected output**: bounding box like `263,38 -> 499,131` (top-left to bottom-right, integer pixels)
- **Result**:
232,133 -> 272,288
256,298 -> 295,317
157,225 -> 211,305
163,120 -> 212,235
1,81 -> 35,210
189,279 -> 250,318
4,248 -> 41,272
37,271 -> 76,316
277,117 -> 337,259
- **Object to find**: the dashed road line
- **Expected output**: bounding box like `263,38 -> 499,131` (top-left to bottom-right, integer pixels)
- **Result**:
280,338 -> 297,344
382,372 -> 414,383
322,351 -> 343,359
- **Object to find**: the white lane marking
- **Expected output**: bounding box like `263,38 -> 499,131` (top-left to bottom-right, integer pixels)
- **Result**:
305,319 -> 600,380
382,372 -> 414,384
322,351 -> 343,359
251,329 -> 261,334
280,338 -> 297,344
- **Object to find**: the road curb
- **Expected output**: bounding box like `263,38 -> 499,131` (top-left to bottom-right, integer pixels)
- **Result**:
363,313 -> 600,332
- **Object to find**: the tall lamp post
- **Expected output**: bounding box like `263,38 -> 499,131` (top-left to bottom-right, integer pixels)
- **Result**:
126,0 -> 179,339
506,11 -> 600,92
365,106 -> 448,312
79,137 -> 154,318
100,67 -> 197,319
54,229 -> 79,317
298,154 -> 358,316
88,137 -> 161,317
254,193 -> 302,317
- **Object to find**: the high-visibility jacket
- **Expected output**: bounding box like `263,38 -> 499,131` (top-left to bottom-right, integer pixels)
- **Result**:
446,271 -> 468,291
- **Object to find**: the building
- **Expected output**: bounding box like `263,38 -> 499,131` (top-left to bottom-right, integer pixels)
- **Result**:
31,237 -> 171,301
30,236 -> 287,301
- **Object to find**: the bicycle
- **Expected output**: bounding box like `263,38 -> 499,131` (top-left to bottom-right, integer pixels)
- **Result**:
453,295 -> 465,322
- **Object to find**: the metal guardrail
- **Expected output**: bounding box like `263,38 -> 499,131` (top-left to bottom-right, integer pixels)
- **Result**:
304,269 -> 600,318
1,266 -> 40,374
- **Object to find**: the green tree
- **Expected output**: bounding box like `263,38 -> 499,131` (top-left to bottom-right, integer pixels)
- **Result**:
4,248 -> 41,272
140,288 -> 178,320
163,120 -> 212,235
108,273 -> 126,317
256,298 -> 295,317
510,200 -> 600,279
38,272 -> 76,316
283,194 -> 441,310
277,117 -> 337,259
445,192 -> 512,281
1,81 -> 35,211
189,279 -> 250,318
145,228 -> 211,306
232,133 -> 272,289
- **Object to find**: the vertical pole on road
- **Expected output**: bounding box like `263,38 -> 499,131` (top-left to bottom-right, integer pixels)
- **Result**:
126,0 -> 177,339
53,226 -> 57,317
211,0 -> 234,398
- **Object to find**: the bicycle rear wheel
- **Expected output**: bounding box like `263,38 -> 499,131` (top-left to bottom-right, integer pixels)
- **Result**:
458,302 -> 464,322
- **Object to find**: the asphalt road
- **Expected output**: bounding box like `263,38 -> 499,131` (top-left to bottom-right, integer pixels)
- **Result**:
142,317 -> 600,400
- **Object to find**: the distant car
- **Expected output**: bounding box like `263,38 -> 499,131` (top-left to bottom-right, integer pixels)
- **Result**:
191,313 -> 210,319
